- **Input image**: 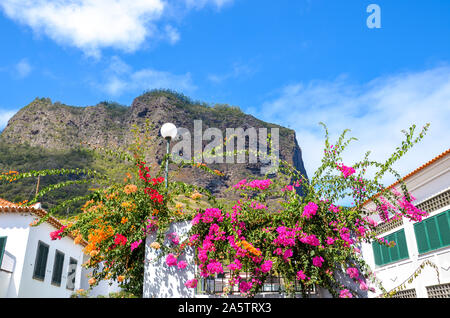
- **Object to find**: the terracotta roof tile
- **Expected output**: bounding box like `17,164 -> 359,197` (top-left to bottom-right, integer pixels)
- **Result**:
362,148 -> 450,207
0,198 -> 87,247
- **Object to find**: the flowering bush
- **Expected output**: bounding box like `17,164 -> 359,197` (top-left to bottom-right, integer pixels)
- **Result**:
180,123 -> 431,298
7,122 -> 430,298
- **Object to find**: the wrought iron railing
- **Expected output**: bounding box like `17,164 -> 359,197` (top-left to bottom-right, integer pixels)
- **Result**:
195,270 -> 316,296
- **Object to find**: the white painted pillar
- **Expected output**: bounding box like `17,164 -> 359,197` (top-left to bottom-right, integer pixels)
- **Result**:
143,221 -> 196,298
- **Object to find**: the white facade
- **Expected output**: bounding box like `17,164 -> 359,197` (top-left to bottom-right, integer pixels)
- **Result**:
79,256 -> 122,297
0,212 -> 84,298
361,149 -> 450,298
143,223 -> 363,298
144,221 -> 196,298
0,210 -> 123,298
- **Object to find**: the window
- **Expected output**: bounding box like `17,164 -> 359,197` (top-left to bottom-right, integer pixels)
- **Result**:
66,257 -> 77,290
33,241 -> 49,280
0,236 -> 7,267
372,229 -> 409,266
426,283 -> 450,298
414,210 -> 450,254
51,250 -> 65,286
391,288 -> 417,298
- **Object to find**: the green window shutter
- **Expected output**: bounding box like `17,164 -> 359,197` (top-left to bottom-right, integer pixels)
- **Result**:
373,229 -> 409,266
414,222 -> 429,254
426,219 -> 441,250
414,210 -> 450,254
381,240 -> 391,264
389,232 -> 400,261
0,237 -> 7,266
436,211 -> 450,246
51,251 -> 65,286
396,230 -> 409,259
372,241 -> 382,266
33,241 -> 49,280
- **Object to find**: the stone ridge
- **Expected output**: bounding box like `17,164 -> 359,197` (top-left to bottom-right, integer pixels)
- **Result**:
0,91 -> 308,195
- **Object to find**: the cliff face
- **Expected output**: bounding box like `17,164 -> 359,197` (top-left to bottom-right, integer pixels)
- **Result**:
1,90 -> 308,195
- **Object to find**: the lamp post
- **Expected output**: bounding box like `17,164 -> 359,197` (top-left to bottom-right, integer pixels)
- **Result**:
160,123 -> 177,189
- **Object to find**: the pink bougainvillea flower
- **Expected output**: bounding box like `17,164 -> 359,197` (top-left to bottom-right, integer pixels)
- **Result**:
296,270 -> 307,280
207,261 -> 224,274
359,280 -> 369,291
281,185 -> 294,192
302,202 -> 318,219
337,164 -> 356,178
326,237 -> 337,245
185,279 -> 198,288
168,232 -> 180,245
177,261 -> 188,270
283,249 -> 293,261
339,289 -> 353,298
312,256 -> 324,267
239,281 -> 253,293
50,225 -> 67,240
228,259 -> 242,271
260,260 -> 273,273
346,267 -> 359,279
165,253 -> 178,267
300,234 -> 321,247
328,204 -> 340,213
130,239 -> 142,251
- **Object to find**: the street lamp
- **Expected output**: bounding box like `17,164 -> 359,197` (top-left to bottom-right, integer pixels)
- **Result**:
160,123 -> 177,188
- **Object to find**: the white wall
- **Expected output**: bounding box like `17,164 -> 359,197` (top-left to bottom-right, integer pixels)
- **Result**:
143,221 -> 196,298
0,213 -> 86,298
80,255 -> 122,297
0,213 -> 31,297
17,220 -> 85,298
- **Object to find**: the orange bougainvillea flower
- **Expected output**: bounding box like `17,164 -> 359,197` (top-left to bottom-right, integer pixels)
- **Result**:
90,250 -> 99,257
124,184 -> 138,195
121,201 -> 136,211
74,234 -> 83,245
117,275 -> 125,282
190,191 -> 202,200
83,225 -> 114,255
150,242 -> 161,249
238,240 -> 262,257
152,209 -> 159,216
121,217 -> 128,224
88,278 -> 96,285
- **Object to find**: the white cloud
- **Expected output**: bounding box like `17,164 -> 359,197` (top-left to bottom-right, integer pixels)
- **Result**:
0,0 -> 233,57
183,0 -> 234,10
0,0 -> 165,57
253,66 -> 450,185
99,56 -> 196,96
0,109 -> 18,130
15,59 -> 32,78
208,62 -> 255,84
164,25 -> 180,45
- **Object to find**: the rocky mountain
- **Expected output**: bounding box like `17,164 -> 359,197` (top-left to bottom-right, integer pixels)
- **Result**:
0,90 -> 308,202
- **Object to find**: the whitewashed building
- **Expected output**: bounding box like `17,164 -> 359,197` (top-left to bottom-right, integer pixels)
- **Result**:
0,198 -> 121,298
0,199 -> 85,297
360,148 -> 450,298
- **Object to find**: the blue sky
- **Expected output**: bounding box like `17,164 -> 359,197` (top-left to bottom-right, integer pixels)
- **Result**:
0,0 -> 449,183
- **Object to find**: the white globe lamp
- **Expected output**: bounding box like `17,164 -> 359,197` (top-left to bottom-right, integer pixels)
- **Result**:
161,123 -> 177,188
160,123 -> 178,140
